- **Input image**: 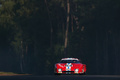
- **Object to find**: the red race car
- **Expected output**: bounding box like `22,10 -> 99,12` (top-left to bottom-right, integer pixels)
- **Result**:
54,58 -> 86,75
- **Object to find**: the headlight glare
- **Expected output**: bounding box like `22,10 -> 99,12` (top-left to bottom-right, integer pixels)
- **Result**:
75,69 -> 79,72
58,69 -> 62,72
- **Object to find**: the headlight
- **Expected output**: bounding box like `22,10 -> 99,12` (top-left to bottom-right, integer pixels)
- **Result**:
75,69 -> 79,72
58,69 -> 62,72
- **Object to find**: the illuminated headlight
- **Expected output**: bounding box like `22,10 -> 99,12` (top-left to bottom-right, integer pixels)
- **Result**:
75,69 -> 79,72
58,69 -> 62,72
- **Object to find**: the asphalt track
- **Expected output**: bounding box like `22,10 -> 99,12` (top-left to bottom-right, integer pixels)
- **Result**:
0,75 -> 120,80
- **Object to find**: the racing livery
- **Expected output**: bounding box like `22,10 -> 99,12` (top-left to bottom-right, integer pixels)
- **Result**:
54,58 -> 86,75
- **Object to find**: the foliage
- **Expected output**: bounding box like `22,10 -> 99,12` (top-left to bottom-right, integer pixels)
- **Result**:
0,0 -> 120,75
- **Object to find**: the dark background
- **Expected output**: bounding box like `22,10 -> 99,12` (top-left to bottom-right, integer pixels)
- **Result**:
0,0 -> 120,75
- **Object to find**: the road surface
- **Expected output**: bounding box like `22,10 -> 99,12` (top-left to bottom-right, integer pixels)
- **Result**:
0,75 -> 120,80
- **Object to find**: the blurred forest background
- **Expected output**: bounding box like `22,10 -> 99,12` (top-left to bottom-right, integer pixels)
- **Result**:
0,0 -> 120,75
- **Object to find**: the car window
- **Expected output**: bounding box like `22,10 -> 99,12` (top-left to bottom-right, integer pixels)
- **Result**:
59,60 -> 80,63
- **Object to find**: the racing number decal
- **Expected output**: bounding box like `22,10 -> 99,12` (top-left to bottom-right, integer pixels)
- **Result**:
66,63 -> 72,71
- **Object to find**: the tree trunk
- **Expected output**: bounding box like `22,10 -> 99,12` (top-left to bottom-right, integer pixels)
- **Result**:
45,0 -> 53,48
104,31 -> 108,74
73,3 -> 79,30
26,45 -> 28,55
112,31 -> 118,74
71,15 -> 73,32
96,29 -> 99,74
20,40 -> 24,73
64,0 -> 70,56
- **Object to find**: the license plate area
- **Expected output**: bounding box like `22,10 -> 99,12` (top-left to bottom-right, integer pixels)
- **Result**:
62,71 -> 74,74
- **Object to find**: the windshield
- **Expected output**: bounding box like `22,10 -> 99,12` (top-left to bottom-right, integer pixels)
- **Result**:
59,60 -> 80,63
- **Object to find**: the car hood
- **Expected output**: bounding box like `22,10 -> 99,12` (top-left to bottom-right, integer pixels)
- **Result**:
55,63 -> 83,68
